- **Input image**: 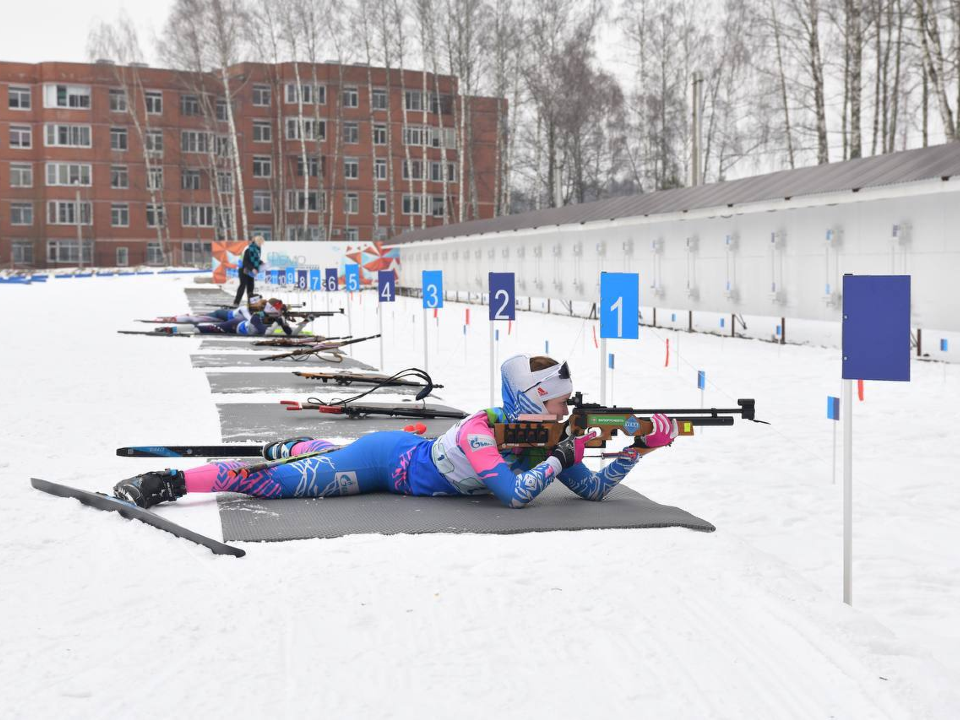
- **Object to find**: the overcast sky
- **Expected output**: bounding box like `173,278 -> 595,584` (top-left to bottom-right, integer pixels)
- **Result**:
1,0 -> 172,66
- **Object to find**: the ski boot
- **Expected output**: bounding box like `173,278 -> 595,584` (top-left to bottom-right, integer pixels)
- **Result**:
153,326 -> 177,335
261,437 -> 314,460
113,470 -> 186,508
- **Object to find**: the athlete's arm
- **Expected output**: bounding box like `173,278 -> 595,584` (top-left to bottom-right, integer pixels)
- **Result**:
557,449 -> 642,501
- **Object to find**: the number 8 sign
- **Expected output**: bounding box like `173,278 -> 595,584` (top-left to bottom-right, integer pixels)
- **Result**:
600,272 -> 639,339
488,272 -> 515,321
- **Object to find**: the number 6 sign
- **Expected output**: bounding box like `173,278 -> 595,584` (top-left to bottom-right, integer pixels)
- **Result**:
600,272 -> 639,339
488,272 -> 515,321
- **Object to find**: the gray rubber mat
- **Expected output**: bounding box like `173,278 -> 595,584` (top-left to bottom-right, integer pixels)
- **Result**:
217,401 -> 464,442
206,371 -> 431,396
191,353 -> 374,369
217,482 -> 716,541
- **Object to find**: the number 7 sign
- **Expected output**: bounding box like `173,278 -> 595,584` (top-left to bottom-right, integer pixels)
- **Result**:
600,272 -> 639,339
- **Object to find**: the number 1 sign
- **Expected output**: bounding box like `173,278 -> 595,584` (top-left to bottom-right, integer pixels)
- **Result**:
599,272 -> 639,403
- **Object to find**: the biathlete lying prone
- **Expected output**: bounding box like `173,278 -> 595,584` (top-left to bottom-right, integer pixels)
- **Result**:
113,354 -> 679,509
156,297 -> 308,336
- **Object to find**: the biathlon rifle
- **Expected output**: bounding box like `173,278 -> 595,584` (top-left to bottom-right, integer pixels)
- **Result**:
260,333 -> 380,361
283,308 -> 345,319
253,335 -> 352,347
492,392 -> 763,450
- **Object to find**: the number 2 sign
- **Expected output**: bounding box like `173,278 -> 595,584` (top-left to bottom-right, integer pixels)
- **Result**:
488,273 -> 515,321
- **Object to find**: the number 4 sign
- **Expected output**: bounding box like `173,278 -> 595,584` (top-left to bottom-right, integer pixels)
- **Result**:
600,272 -> 639,339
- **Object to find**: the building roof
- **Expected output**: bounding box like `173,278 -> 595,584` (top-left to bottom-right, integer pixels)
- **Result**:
392,142 -> 960,244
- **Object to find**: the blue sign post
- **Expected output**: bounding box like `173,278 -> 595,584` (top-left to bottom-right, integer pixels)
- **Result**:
840,274 -> 911,606
488,273 -> 515,406
421,271 -> 444,373
600,272 -> 639,404
345,264 -> 360,292
269,269 -> 279,285
285,267 -> 295,286
377,270 -> 395,370
296,269 -> 308,291
309,269 -> 321,291
324,268 -> 338,292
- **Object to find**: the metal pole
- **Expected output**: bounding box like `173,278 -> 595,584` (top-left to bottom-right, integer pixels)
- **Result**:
832,421 -> 837,485
843,378 -> 853,605
600,337 -> 608,403
346,292 -> 353,356
489,322 -> 495,407
75,184 -> 83,269
378,304 -> 384,371
676,331 -> 680,372
423,308 -> 429,373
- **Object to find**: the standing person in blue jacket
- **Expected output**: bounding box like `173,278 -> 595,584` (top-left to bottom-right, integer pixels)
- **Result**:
233,235 -> 265,306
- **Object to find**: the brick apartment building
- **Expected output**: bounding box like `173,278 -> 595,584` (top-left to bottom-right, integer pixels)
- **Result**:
0,60 -> 503,268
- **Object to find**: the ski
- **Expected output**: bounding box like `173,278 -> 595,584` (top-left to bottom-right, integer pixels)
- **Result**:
118,329 -> 197,337
30,478 -> 245,557
117,445 -> 264,458
292,370 -> 443,389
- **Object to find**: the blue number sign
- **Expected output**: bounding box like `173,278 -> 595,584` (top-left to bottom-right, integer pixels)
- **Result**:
488,272 -> 515,321
325,268 -> 338,291
600,272 -> 639,339
378,270 -> 395,302
422,270 -> 444,309
345,264 -> 360,292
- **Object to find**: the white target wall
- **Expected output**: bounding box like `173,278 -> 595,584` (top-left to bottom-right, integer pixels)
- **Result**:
393,178 -> 960,333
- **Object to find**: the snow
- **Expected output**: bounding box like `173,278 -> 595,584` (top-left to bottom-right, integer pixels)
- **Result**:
2,273 -> 959,719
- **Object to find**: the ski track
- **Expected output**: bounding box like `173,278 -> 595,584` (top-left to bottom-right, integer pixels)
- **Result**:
1,274 -> 959,719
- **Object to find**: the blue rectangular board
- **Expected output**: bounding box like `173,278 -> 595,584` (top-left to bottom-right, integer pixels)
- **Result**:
600,272 -> 639,339
608,353 -> 615,370
422,270 -> 444,309
942,339 -> 949,352
269,269 -> 279,284
378,270 -> 395,302
697,371 -> 705,390
345,264 -> 360,292
827,396 -> 840,421
325,268 -> 338,291
309,269 -> 321,291
285,267 -> 295,285
842,275 -> 911,381
296,269 -> 308,291
488,272 -> 515,321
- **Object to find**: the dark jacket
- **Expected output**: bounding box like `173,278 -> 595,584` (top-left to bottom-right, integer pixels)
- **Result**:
242,242 -> 262,275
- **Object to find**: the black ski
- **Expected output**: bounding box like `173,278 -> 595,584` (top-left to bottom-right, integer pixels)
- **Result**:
118,329 -> 197,337
30,478 -> 245,557
117,445 -> 263,458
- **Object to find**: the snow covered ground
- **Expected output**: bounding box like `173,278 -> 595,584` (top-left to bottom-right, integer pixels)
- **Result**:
1,273 -> 958,719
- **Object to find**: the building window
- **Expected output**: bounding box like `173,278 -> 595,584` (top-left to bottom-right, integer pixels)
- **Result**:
147,167 -> 164,191
374,158 -> 387,181
253,190 -> 272,214
145,130 -> 164,155
12,241 -> 34,265
403,125 -> 425,146
44,84 -> 91,109
429,161 -> 457,182
429,126 -> 457,149
373,227 -> 388,240
45,162 -> 92,187
285,190 -> 321,212
10,163 -> 33,188
145,91 -> 163,114
116,247 -> 129,266
10,126 -> 32,149
432,196 -> 445,217
344,157 -> 359,180
215,135 -> 231,157
45,124 -> 92,148
10,202 -> 33,225
111,203 -> 129,227
180,94 -> 201,116
286,226 -> 324,242
285,83 -> 325,105
252,121 -> 272,142
182,204 -> 216,227
251,226 -> 272,242
344,193 -> 359,214
372,88 -> 388,111
8,86 -> 31,110
146,204 -> 165,228
402,159 -> 423,180
430,93 -> 453,114
111,165 -> 129,189
375,194 -> 388,215
285,117 -> 324,141
252,85 -> 271,107
404,90 -> 423,111
253,156 -> 272,178
343,87 -> 359,108
180,130 -> 212,154
373,124 -> 387,145
343,122 -> 359,144
296,156 -> 322,177
110,127 -> 128,151
109,89 -> 127,112
216,100 -> 228,121
182,241 -> 212,266
402,194 -> 422,215
47,240 -> 93,264
181,169 -> 201,190
47,200 -> 93,225
146,242 -> 165,265
217,171 -> 233,193
345,228 -> 359,241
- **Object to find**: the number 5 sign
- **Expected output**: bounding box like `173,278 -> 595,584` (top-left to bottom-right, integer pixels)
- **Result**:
600,272 -> 639,339
488,272 -> 515,321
